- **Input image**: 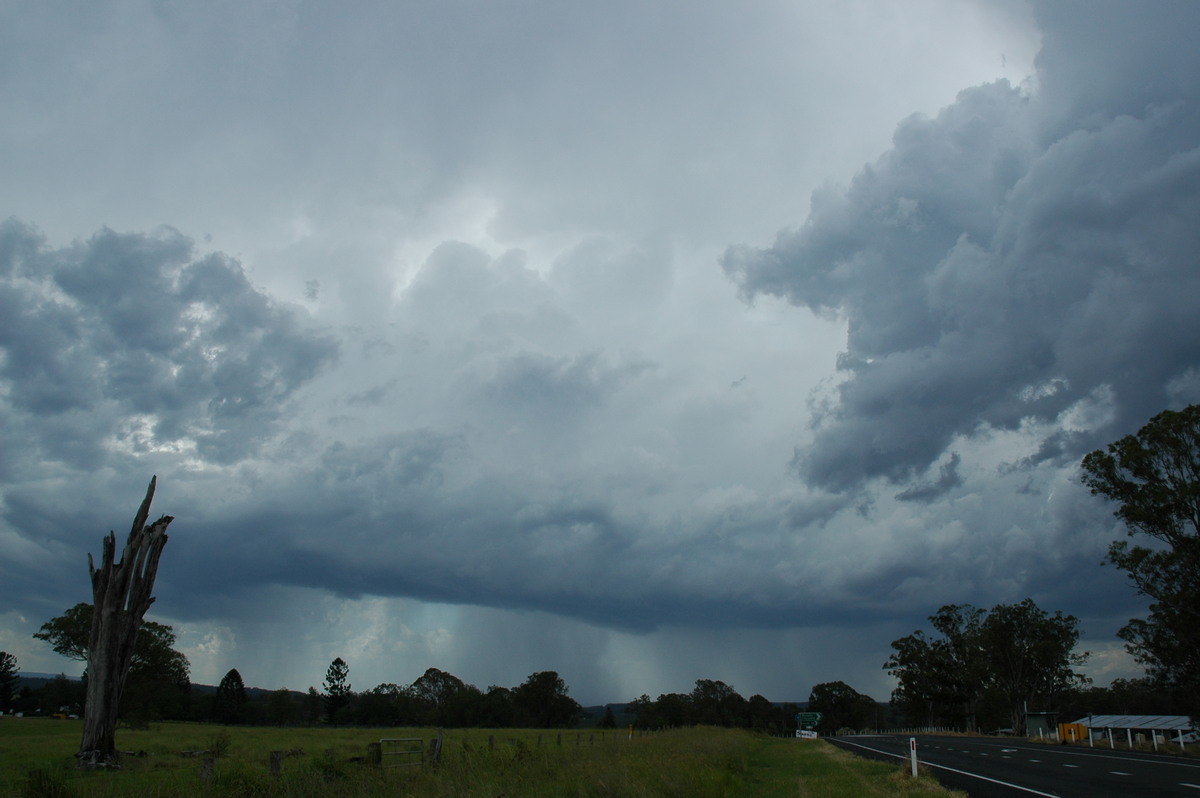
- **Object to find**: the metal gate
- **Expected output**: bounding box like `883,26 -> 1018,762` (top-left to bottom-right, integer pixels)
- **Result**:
379,737 -> 425,768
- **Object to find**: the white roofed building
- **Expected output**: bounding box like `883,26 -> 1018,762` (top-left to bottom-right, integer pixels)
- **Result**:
1073,714 -> 1197,744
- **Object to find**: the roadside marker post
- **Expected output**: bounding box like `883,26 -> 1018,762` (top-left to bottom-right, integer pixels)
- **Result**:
909,737 -> 918,778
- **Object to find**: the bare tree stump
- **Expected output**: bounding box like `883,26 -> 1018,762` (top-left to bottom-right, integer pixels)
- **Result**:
200,758 -> 214,783
269,751 -> 282,776
77,477 -> 174,769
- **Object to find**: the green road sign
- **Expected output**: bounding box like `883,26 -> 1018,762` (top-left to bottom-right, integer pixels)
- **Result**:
796,712 -> 823,724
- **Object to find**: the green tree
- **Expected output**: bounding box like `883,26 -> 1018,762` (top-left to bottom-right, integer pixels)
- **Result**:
599,704 -> 617,729
981,599 -> 1088,734
1081,403 -> 1200,719
264,688 -> 297,727
655,693 -> 694,727
302,686 -> 322,726
476,685 -> 515,727
39,673 -> 85,716
808,681 -> 877,734
746,694 -> 776,732
322,657 -> 351,723
32,603 -> 190,722
0,651 -> 18,713
512,671 -> 582,728
627,694 -> 658,729
886,604 -> 988,731
886,630 -> 944,727
213,668 -> 248,724
885,600 -> 1087,734
356,683 -> 415,726
689,679 -> 746,727
411,667 -> 468,725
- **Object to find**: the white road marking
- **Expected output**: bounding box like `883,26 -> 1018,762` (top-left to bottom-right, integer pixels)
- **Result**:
831,739 -> 1060,797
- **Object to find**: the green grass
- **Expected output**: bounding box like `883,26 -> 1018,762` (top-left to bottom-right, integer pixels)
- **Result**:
0,717 -> 963,797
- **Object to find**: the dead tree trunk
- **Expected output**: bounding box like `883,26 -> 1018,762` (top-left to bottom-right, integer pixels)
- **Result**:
77,476 -> 174,769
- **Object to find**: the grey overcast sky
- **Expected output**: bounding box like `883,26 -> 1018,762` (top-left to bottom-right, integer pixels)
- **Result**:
2,0 -> 1198,706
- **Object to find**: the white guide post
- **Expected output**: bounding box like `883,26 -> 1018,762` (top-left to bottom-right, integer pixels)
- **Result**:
909,737 -> 918,777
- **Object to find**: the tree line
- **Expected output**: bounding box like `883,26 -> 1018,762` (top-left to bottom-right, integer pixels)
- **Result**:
14,612 -> 590,729
7,404 -> 1197,733
628,679 -> 885,736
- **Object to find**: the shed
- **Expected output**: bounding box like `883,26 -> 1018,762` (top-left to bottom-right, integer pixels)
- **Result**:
1025,711 -> 1058,738
1073,714 -> 1196,742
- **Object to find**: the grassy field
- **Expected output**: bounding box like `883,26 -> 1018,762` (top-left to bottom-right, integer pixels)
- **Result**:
0,717 -> 964,797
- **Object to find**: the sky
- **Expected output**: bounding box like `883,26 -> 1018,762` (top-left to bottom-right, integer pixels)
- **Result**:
2,0 -> 1198,707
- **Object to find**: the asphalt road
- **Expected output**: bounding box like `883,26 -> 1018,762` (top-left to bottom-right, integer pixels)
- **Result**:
824,734 -> 1200,797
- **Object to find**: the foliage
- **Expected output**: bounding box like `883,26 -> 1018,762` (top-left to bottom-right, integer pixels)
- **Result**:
886,600 -> 1088,733
808,681 -> 878,734
262,688 -> 297,726
628,681 -> 801,735
32,603 -> 191,723
512,670 -> 583,728
690,679 -> 748,727
0,651 -> 18,713
302,687 -> 322,725
1081,403 -> 1200,719
885,605 -> 987,732
410,667 -> 481,726
1061,676 -> 1178,720
213,668 -> 248,725
39,676 -> 85,717
322,657 -> 351,723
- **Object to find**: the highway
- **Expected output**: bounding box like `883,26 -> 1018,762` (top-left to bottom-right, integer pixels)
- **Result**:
824,733 -> 1200,797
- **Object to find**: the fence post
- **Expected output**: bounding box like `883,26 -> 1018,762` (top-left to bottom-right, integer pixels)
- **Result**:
200,757 -> 214,784
367,742 -> 382,765
488,735 -> 495,751
269,751 -> 282,777
556,732 -> 562,747
426,737 -> 437,764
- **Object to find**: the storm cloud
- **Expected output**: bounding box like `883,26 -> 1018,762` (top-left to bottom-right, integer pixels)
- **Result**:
1,1 -> 1193,703
724,2 -> 1200,495
0,221 -> 337,468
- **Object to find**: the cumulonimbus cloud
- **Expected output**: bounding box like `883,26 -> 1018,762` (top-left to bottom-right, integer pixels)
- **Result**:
722,3 -> 1200,493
